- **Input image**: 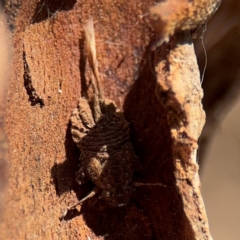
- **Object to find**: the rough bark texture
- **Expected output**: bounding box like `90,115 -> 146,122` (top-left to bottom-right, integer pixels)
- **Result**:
1,1 -> 211,239
153,33 -> 207,239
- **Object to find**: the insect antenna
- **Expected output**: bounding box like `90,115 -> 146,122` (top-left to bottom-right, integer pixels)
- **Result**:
60,187 -> 101,220
84,19 -> 104,103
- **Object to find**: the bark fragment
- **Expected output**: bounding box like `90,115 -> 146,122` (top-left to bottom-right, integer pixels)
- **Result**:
153,32 -> 209,239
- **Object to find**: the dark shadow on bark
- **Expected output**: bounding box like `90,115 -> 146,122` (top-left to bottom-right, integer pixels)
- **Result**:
31,0 -> 76,24
79,37 -> 89,99
122,45 -> 196,239
23,50 -> 45,107
51,122 -> 94,200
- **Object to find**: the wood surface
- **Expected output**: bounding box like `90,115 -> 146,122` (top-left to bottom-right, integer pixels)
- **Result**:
0,1 -> 216,239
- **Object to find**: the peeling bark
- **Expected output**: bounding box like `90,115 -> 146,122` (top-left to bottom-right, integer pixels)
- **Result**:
1,1 -> 213,239
153,33 -> 208,239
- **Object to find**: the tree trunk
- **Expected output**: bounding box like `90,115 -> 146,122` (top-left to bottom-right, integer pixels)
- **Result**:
1,1 -> 212,239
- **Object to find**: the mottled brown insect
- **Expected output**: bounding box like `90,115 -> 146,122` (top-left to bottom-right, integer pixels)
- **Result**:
70,19 -> 140,207
149,0 -> 222,50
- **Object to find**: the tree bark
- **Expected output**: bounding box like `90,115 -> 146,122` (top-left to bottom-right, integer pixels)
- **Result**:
1,1 -> 212,239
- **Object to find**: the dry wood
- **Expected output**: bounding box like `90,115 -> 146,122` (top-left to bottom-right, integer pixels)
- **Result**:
1,1 -> 220,239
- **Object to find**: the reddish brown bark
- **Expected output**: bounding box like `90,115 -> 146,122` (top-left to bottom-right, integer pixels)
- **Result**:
1,1 -> 213,239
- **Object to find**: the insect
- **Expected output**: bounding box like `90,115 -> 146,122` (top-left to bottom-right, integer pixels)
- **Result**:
148,0 -> 222,50
69,19 -> 141,208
